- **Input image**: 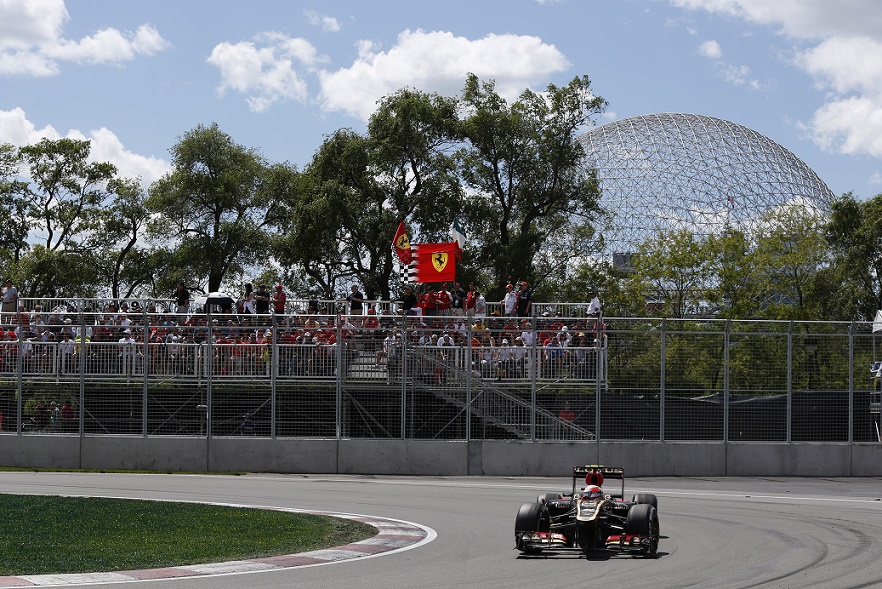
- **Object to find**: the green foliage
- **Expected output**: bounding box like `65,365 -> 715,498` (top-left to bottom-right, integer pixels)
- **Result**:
457,74 -> 607,298
147,123 -> 271,293
823,192 -> 882,320
0,494 -> 375,575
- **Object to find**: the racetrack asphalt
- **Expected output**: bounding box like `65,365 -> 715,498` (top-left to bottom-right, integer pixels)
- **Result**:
1,472 -> 881,589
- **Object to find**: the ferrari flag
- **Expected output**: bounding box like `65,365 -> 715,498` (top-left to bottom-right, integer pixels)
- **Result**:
392,220 -> 412,265
412,242 -> 458,283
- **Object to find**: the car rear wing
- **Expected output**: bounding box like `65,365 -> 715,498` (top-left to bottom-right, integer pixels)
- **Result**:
572,465 -> 625,499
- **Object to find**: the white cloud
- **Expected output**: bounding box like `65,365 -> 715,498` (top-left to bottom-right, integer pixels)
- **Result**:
0,107 -> 171,185
670,0 -> 882,159
318,29 -> 570,121
207,33 -> 322,112
0,0 -> 168,75
670,0 -> 882,39
698,39 -> 722,58
304,10 -> 341,32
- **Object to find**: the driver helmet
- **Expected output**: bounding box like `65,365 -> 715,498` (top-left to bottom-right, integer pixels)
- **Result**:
583,484 -> 603,500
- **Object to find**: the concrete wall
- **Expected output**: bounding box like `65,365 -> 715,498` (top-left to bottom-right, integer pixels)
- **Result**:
2,435 -> 880,476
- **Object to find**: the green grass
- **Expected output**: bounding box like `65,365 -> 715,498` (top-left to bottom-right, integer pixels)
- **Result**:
0,494 -> 376,575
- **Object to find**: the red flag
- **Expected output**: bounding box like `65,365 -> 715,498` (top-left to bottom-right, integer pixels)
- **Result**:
392,221 -> 412,265
412,242 -> 457,283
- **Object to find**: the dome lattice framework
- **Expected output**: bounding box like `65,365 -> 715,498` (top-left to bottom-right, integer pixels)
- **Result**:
577,113 -> 836,256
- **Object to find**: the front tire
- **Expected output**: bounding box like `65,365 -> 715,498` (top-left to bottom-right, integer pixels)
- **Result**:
515,502 -> 550,552
626,504 -> 659,558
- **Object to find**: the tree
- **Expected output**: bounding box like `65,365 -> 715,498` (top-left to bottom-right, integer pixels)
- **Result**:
457,73 -> 607,296
268,89 -> 461,300
87,178 -> 156,299
14,138 -> 117,297
147,123 -> 271,293
703,229 -> 763,319
0,143 -> 30,264
628,229 -> 709,318
823,192 -> 882,320
752,208 -> 828,320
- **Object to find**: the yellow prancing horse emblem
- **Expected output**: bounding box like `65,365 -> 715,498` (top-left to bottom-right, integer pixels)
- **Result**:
395,234 -> 410,250
432,252 -> 448,273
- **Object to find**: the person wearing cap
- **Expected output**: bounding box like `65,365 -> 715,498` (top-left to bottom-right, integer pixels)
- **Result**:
272,284 -> 286,314
516,281 -> 533,318
501,283 -> 518,317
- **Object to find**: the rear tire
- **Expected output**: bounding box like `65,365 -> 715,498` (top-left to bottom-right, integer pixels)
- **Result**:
515,502 -> 550,552
537,492 -> 560,504
632,493 -> 659,510
626,504 -> 659,558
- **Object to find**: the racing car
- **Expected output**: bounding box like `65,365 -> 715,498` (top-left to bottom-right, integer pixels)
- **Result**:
514,465 -> 659,557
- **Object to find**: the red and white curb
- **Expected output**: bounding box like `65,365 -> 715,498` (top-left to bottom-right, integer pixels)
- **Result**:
0,507 -> 435,587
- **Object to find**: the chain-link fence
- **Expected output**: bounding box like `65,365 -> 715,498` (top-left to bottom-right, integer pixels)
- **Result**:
1,308 -> 879,443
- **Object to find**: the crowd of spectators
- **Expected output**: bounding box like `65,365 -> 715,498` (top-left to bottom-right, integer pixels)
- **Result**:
0,281 -> 605,381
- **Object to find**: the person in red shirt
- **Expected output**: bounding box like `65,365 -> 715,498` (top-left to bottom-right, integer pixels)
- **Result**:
465,283 -> 478,317
273,285 -> 286,315
436,283 -> 452,316
422,287 -> 437,317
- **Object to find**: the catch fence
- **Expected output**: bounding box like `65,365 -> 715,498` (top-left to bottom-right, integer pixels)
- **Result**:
0,306 -> 879,443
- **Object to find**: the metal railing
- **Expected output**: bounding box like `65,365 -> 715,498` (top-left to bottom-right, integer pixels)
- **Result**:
1,307 -> 880,443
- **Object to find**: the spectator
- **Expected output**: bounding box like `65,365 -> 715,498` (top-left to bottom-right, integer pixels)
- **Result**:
174,281 -> 190,321
465,283 -> 478,317
237,413 -> 255,436
241,283 -> 255,314
474,288 -> 487,318
1,280 -> 18,323
501,283 -> 518,317
346,284 -> 365,315
400,285 -> 418,316
559,401 -> 575,422
273,285 -> 286,314
61,400 -> 75,432
451,282 -> 466,316
588,290 -> 601,317
436,283 -> 452,316
254,285 -> 271,314
517,281 -> 533,317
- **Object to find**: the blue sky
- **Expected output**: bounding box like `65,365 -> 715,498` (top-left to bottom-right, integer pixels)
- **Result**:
2,0 -> 882,201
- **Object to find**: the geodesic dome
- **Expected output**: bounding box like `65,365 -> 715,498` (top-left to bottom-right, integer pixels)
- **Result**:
577,113 -> 836,256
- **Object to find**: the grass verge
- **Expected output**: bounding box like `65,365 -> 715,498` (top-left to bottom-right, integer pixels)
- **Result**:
0,494 -> 376,575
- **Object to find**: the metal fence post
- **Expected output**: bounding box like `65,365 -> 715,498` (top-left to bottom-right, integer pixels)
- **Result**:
786,322 -> 793,443
466,322 -> 472,442
271,312 -> 278,439
16,308 -> 23,435
723,319 -> 730,444
849,321 -> 854,444
141,306 -> 149,437
400,325 -> 408,440
336,317 -> 343,440
530,315 -> 537,442
660,318 -> 666,442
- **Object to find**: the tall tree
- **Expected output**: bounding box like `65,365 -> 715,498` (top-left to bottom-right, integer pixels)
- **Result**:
147,123 -> 271,293
457,73 -> 607,295
753,208 -> 828,320
87,178 -> 155,299
0,143 -> 30,264
823,192 -> 882,320
628,229 -> 709,318
269,89 -> 461,300
14,138 -> 117,296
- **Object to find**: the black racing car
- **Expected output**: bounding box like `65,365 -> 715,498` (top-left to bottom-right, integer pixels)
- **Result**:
514,465 -> 659,557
